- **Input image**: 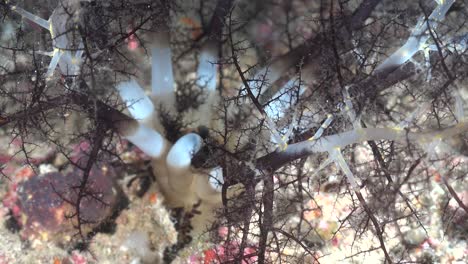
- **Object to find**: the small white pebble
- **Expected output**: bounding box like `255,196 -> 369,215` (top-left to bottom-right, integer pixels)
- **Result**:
38,164 -> 58,174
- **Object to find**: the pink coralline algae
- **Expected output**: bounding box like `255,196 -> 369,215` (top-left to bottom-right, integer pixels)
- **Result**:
189,242 -> 258,264
67,250 -> 88,264
0,253 -> 9,264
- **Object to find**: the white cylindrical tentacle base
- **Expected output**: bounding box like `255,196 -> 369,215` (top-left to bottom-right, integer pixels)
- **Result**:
117,79 -> 155,121
166,133 -> 203,193
194,167 -> 223,203
124,123 -> 165,158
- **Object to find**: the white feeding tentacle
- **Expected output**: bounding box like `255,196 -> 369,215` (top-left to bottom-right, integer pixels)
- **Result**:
195,167 -> 223,202
166,133 -> 203,192
151,32 -> 175,108
196,44 -> 218,91
245,53 -> 297,98
167,133 -> 203,168
57,51 -> 81,76
125,124 -> 165,158
249,64 -> 283,96
117,79 -> 155,120
283,110 -> 298,141
195,43 -> 220,127
342,87 -> 361,129
57,41 -> 84,76
11,4 -> 84,78
265,78 -> 306,119
208,166 -> 224,192
75,42 -> 85,64
265,115 -> 289,150
329,148 -> 359,190
279,122 -> 467,160
375,0 -> 455,73
10,5 -> 50,29
45,50 -> 63,78
267,110 -> 298,151
453,89 -> 465,122
309,114 -> 334,141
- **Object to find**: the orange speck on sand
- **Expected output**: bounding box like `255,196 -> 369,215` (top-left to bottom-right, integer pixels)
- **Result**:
313,209 -> 322,218
53,256 -> 61,264
179,17 -> 202,39
304,198 -> 326,221
148,193 -> 158,204
53,206 -> 66,224
203,249 -> 217,264
304,209 -> 321,221
15,166 -> 35,181
433,172 -> 441,182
